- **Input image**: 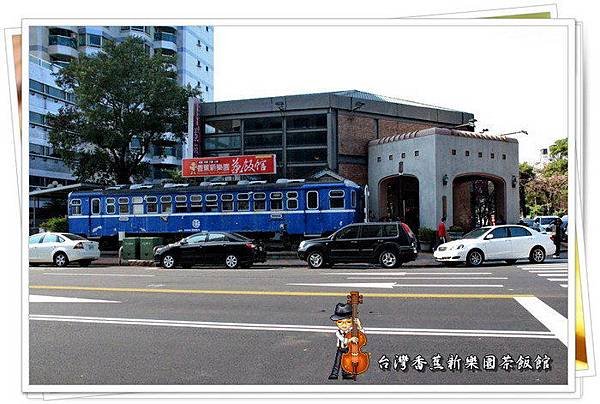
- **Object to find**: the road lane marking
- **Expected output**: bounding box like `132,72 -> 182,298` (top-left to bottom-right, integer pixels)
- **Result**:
531,270 -> 568,274
29,295 -> 121,303
288,283 -> 504,288
28,314 -> 556,340
41,273 -> 155,277
547,278 -> 568,282
345,277 -> 507,280
325,272 -> 493,276
560,284 -> 568,288
29,285 -> 532,299
513,296 -> 568,346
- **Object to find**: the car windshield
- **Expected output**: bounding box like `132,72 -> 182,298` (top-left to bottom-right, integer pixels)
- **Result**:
62,233 -> 86,241
540,218 -> 556,225
461,227 -> 491,239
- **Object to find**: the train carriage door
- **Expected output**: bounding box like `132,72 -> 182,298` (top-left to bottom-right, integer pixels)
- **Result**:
89,197 -> 102,237
304,190 -> 321,236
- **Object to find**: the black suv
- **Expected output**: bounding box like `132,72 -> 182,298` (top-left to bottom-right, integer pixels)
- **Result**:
297,222 -> 418,269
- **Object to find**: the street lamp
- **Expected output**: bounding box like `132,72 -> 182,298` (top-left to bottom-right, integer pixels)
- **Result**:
452,118 -> 477,130
500,129 -> 528,137
352,101 -> 365,112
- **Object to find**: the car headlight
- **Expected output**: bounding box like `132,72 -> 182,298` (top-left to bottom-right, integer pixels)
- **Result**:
298,241 -> 306,250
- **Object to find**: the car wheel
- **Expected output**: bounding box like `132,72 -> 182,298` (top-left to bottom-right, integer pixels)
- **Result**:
505,259 -> 517,265
379,250 -> 399,268
466,250 -> 484,267
225,254 -> 240,269
53,252 -> 69,268
162,254 -> 176,269
307,251 -> 326,269
529,246 -> 546,264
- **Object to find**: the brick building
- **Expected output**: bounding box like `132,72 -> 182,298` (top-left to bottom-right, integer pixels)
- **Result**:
187,90 -> 475,184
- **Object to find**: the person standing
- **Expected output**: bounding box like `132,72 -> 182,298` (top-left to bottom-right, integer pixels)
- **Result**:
553,218 -> 563,258
437,217 -> 448,247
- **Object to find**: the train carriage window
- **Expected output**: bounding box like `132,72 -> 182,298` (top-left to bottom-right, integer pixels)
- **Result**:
90,198 -> 100,215
237,193 -> 250,211
286,191 -> 298,210
329,190 -> 345,209
106,198 -> 116,214
206,194 -> 218,212
145,196 -> 158,213
351,190 -> 357,208
253,192 -> 266,211
160,195 -> 173,214
190,195 -> 203,212
222,194 -> 234,212
132,196 -> 144,215
270,192 -> 283,210
175,195 -> 188,213
70,199 -> 82,215
306,190 -> 319,210
118,197 -> 130,214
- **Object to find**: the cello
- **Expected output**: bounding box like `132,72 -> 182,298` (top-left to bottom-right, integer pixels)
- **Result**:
341,291 -> 370,380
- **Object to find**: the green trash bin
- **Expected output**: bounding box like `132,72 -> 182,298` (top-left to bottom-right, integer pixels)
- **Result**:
121,237 -> 140,260
139,237 -> 164,261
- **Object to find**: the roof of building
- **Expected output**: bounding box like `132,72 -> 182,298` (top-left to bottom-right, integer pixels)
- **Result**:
368,127 -> 519,146
197,90 -> 474,126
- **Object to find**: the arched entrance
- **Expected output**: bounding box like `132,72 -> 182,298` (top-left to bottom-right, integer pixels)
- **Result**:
378,175 -> 420,231
452,174 -> 506,232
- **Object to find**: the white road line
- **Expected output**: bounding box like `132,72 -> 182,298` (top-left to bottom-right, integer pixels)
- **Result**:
547,278 -> 569,282
345,277 -> 508,280
529,270 -> 568,274
324,272 -> 493,276
29,295 -> 121,304
42,273 -> 155,277
536,273 -> 568,277
560,284 -> 568,288
28,314 -> 556,340
287,282 -> 504,289
513,296 -> 567,346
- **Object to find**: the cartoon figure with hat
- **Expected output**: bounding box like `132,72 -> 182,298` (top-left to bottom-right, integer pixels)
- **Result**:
328,301 -> 364,380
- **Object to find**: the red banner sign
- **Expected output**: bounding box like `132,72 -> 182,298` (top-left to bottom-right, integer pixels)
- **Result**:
182,154 -> 277,177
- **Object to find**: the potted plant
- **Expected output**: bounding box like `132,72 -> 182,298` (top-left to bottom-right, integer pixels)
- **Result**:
448,225 -> 464,241
417,227 -> 436,252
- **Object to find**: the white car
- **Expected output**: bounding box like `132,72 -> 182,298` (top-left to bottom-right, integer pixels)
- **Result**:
29,232 -> 100,267
433,225 -> 556,267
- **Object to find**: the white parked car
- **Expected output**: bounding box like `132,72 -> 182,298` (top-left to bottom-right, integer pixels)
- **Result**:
29,232 -> 100,267
433,225 -> 556,267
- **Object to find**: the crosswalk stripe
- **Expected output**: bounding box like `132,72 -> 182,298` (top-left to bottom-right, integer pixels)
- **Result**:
560,284 -> 568,288
547,278 -> 568,282
536,273 -> 568,277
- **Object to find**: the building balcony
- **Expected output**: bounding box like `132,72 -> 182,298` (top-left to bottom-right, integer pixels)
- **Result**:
154,31 -> 177,43
48,35 -> 79,59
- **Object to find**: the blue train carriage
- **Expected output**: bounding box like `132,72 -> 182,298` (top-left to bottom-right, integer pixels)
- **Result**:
67,178 -> 363,243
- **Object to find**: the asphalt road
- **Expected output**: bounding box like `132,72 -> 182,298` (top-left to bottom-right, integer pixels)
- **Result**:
27,258 -> 569,387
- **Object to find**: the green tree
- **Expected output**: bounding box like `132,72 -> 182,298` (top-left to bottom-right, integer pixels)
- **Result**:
519,162 -> 535,217
543,137 -> 568,177
47,38 -> 201,185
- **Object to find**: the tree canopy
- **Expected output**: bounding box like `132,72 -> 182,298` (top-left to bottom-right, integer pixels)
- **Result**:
47,37 -> 201,185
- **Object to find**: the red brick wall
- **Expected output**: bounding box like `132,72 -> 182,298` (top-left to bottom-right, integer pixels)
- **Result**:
337,113 -> 377,155
378,119 -> 432,138
338,163 -> 368,186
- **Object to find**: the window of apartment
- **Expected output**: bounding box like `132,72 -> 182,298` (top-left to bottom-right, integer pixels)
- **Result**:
253,192 -> 266,211
205,86 -> 209,92
244,117 -> 282,132
478,152 -> 483,158
118,197 -> 129,214
205,194 -> 218,212
286,191 -> 298,210
287,148 -> 327,164
388,154 -> 393,161
286,114 -> 327,130
175,195 -> 188,213
307,191 -> 319,210
502,154 -> 507,160
132,196 -> 144,215
91,198 -> 100,215
414,150 -> 420,157
451,149 -> 457,156
465,150 -> 470,157
205,119 -> 242,134
329,190 -> 345,209
401,152 -> 406,159
491,153 -> 495,159
190,195 -> 202,212
221,194 -> 234,212
197,61 -> 201,67
160,195 -> 172,214
197,39 -> 202,47
145,196 -> 157,213
270,192 -> 283,210
206,45 -> 209,52
376,156 -> 381,162
205,66 -> 209,72
70,199 -> 82,215
106,198 -> 116,214
237,193 -> 250,211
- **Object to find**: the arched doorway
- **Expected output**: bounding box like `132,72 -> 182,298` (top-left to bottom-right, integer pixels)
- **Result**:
452,174 -> 506,232
378,175 -> 420,231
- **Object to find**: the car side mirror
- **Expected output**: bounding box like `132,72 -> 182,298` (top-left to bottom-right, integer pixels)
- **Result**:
180,240 -> 188,245
485,234 -> 494,240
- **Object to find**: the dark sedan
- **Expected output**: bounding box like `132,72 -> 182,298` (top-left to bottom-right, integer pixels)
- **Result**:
154,232 -> 267,269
